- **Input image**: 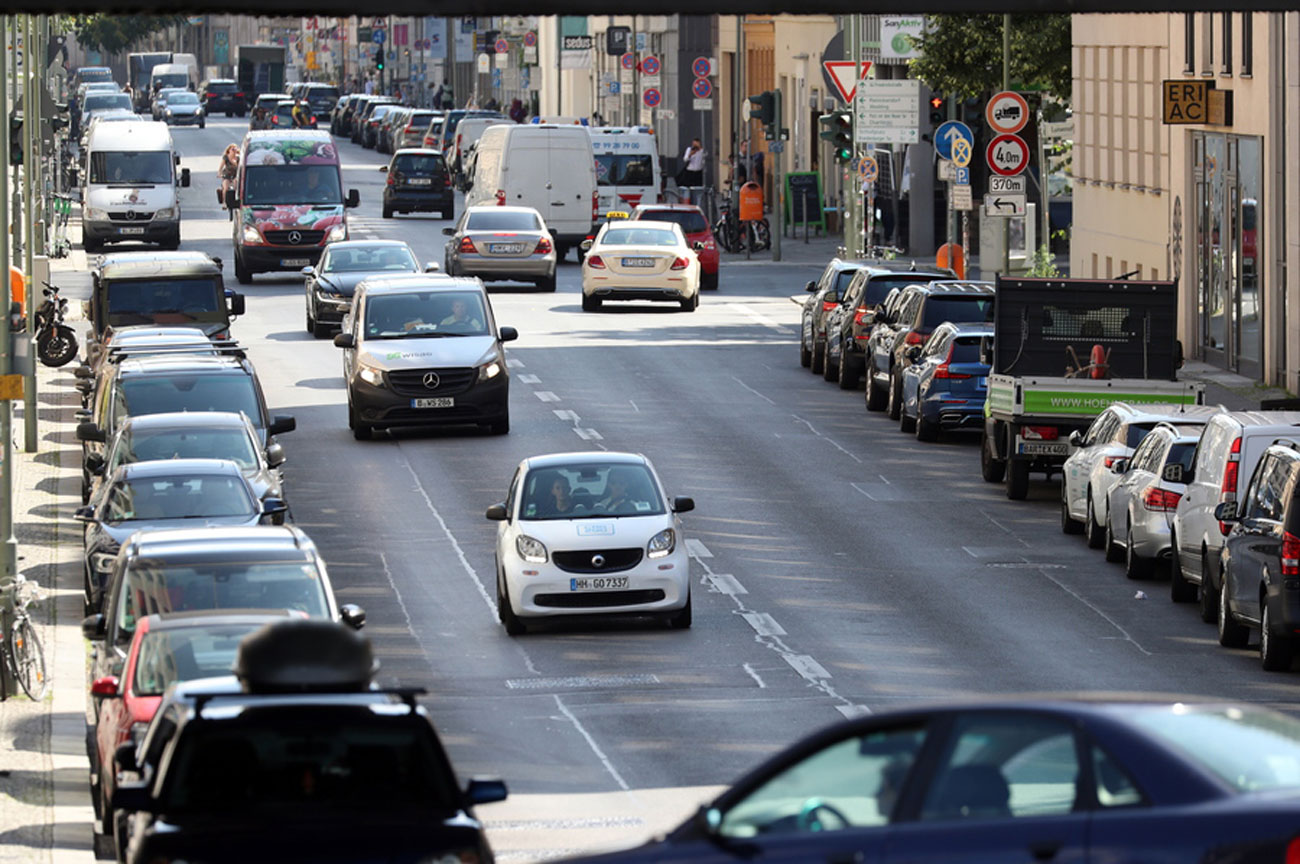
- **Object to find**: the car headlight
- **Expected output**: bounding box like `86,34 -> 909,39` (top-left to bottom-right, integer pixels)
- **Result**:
153,208 -> 175,220
647,528 -> 676,559
165,109 -> 173,116
242,225 -> 263,244
477,359 -> 502,381
90,550 -> 118,573
516,535 -> 548,563
83,206 -> 107,221
326,223 -> 347,243
358,362 -> 385,388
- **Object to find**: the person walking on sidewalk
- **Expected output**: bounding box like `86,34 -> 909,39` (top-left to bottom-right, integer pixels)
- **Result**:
681,138 -> 706,188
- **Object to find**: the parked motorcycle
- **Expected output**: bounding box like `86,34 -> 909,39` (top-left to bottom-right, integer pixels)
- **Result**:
35,283 -> 78,368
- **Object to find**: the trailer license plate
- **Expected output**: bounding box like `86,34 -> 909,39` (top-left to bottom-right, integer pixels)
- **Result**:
570,577 -> 629,591
1018,441 -> 1069,456
622,257 -> 654,267
411,397 -> 454,408
120,227 -> 145,235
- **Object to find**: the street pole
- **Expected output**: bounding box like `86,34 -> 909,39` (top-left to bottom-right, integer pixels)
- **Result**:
9,12 -> 20,270
0,15 -> 18,698
23,13 -> 35,453
772,88 -> 782,262
1001,13 -> 1011,275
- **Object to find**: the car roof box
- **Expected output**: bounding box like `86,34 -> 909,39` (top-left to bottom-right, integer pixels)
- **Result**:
234,619 -> 376,693
1260,398 -> 1300,412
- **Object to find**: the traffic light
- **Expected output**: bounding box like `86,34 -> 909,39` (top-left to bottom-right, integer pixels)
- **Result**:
9,111 -> 21,166
928,95 -> 947,126
818,111 -> 852,163
375,48 -> 384,72
748,91 -> 775,127
960,94 -> 986,139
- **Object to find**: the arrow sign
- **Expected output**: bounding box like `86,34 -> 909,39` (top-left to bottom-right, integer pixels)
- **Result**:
934,120 -> 972,162
983,193 -> 1026,216
822,60 -> 872,103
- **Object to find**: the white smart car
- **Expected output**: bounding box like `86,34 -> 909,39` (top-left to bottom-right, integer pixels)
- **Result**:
579,220 -> 702,312
486,451 -> 695,634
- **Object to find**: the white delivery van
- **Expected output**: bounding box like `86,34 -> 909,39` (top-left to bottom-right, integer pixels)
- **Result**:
149,62 -> 192,94
452,117 -> 509,179
81,121 -> 189,253
589,126 -> 661,223
468,124 -> 598,261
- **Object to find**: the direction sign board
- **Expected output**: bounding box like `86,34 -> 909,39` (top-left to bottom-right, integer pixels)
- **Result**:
641,55 -> 660,76
934,120 -> 972,162
989,176 -> 1026,194
494,37 -> 509,54
692,56 -> 711,78
823,60 -> 872,103
372,29 -> 386,44
986,133 -> 1029,176
853,79 -> 920,144
984,193 -> 1026,217
643,87 -> 662,108
692,77 -> 712,99
621,52 -> 636,70
986,91 -> 1029,135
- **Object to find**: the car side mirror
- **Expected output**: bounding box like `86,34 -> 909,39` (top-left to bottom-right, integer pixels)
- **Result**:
81,613 -> 106,640
905,346 -> 922,363
265,442 -> 286,468
1111,459 -> 1129,475
268,415 -> 296,436
465,777 -> 508,805
697,805 -> 723,837
379,164 -> 388,172
74,505 -> 95,522
498,327 -> 518,343
91,675 -> 120,697
333,332 -> 355,349
1068,430 -> 1084,447
672,496 -> 695,514
441,227 -> 455,236
339,603 -> 366,630
424,262 -> 441,272
113,742 -> 139,774
224,188 -> 238,210
228,293 -> 246,316
579,238 -> 594,252
805,280 -> 817,292
1214,501 -> 1239,524
180,167 -> 191,187
1162,463 -> 1185,484
485,503 -> 508,521
300,266 -> 315,277
77,422 -> 105,443
260,497 -> 289,520
346,189 -> 360,208
86,453 -> 106,475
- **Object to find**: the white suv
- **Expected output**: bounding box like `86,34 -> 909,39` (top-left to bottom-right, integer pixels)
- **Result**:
1170,409 -> 1300,619
1061,403 -> 1224,549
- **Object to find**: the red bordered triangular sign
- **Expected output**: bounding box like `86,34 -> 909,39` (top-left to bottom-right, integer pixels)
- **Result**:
823,61 -> 872,103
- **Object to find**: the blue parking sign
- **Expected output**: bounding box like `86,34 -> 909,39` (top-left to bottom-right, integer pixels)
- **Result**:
955,166 -> 970,185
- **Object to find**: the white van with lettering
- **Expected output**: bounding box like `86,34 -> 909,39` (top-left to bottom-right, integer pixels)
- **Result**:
82,121 -> 189,253
589,126 -> 660,227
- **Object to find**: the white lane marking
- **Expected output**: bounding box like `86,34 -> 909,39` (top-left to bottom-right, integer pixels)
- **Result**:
684,538 -> 712,558
574,428 -> 604,441
742,663 -> 767,689
518,374 -> 541,384
1037,568 -> 1153,656
837,704 -> 873,718
704,573 -> 747,595
553,409 -> 580,422
732,376 -> 776,405
732,303 -> 795,335
535,391 -> 561,402
851,482 -> 877,501
506,358 -> 525,368
399,461 -> 496,617
983,513 -> 1031,548
794,415 -> 863,464
628,400 -> 639,413
879,474 -> 892,485
785,654 -> 831,680
742,612 -> 787,637
554,694 -> 631,791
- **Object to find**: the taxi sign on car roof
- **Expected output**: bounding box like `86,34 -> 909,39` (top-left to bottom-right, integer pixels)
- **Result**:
604,210 -> 631,221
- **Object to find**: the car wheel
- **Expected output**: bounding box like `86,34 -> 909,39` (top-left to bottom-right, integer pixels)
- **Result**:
701,271 -> 718,291
348,403 -> 372,440
199,120 -> 205,129
1124,518 -> 1153,578
899,402 -> 916,433
1169,533 -> 1196,602
312,319 -> 331,339
442,209 -> 454,220
1261,603 -> 1295,671
680,294 -> 697,312
865,361 -> 887,411
83,235 -> 102,254
668,592 -> 692,629
822,346 -> 838,381
234,256 -> 252,285
837,350 -> 857,390
1005,459 -> 1029,500
382,203 -> 393,219
980,428 -> 1006,483
799,333 -> 812,368
916,411 -> 939,442
581,294 -> 601,312
1104,513 -> 1124,563
886,372 -> 902,420
1199,549 -> 1219,623
500,584 -> 526,636
555,244 -> 569,263
1061,483 -> 1083,534
305,304 -> 316,334
811,337 -> 825,375
1085,493 -> 1106,549
537,274 -> 557,292
1217,574 -> 1249,648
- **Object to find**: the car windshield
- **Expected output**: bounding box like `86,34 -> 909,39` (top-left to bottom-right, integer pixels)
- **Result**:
596,155 -> 655,187
638,210 -> 706,234
78,68 -> 113,83
106,278 -> 223,326
323,246 -> 417,273
84,94 -> 132,112
153,74 -> 188,88
393,154 -> 445,175
921,296 -> 995,328
466,211 -> 540,231
89,151 -> 172,185
521,463 -> 665,520
108,472 -> 256,522
162,716 -> 460,814
120,374 -> 263,427
168,93 -> 199,105
243,165 -> 342,206
111,426 -> 259,473
1128,705 -> 1300,792
132,621 -> 266,697
601,228 -> 677,247
116,561 -> 330,642
364,291 -> 489,339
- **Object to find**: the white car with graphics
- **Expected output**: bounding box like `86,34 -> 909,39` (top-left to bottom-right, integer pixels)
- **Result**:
486,452 -> 695,635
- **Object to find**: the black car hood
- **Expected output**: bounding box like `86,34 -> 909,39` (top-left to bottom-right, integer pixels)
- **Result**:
317,271 -> 409,297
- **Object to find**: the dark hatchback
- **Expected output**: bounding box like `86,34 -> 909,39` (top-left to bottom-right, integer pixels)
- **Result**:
571,698 -> 1300,864
381,149 -> 454,220
200,79 -> 247,116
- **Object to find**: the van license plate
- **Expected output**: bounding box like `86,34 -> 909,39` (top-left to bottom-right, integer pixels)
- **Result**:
412,397 -> 454,408
622,257 -> 654,267
119,227 -> 145,235
570,577 -> 629,591
488,243 -> 525,254
281,258 -> 311,267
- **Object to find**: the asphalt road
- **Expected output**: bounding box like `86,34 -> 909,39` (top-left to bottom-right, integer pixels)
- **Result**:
59,116 -> 1300,860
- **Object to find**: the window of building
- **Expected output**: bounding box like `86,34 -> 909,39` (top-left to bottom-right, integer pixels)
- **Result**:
1221,13 -> 1233,76
1241,13 -> 1253,76
1201,14 -> 1214,76
1184,14 -> 1195,74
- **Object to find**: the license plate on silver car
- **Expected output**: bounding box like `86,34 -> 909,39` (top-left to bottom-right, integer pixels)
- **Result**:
120,227 -> 145,235
622,257 -> 654,267
412,397 -> 454,408
488,243 -> 525,254
570,577 -> 629,591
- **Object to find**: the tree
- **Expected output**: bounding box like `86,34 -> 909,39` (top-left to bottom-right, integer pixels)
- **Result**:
908,15 -> 1071,101
71,14 -> 182,57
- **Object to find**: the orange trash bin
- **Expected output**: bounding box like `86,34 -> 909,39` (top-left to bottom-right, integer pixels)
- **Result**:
9,265 -> 24,317
739,182 -> 764,222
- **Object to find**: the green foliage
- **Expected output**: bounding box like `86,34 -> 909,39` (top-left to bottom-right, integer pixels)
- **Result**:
1027,243 -> 1060,278
71,14 -> 182,56
908,15 -> 1072,100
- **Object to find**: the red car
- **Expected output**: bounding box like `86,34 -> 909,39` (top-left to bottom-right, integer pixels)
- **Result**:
88,610 -> 298,844
629,204 -> 720,290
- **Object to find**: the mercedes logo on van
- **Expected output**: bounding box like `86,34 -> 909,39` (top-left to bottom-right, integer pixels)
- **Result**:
422,372 -> 441,389
125,210 -> 137,221
287,230 -> 303,245
591,554 -> 606,569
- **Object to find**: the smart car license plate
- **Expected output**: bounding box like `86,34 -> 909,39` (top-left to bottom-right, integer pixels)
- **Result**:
281,258 -> 311,267
412,397 -> 454,408
120,227 -> 145,235
622,257 -> 654,267
409,177 -> 433,185
570,577 -> 629,591
488,243 -> 525,254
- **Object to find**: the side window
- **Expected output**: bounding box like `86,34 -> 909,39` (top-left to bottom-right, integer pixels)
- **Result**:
1195,422 -> 1226,481
1128,435 -> 1157,474
719,726 -> 928,836
1084,411 -> 1113,447
1242,456 -> 1276,520
105,484 -> 134,521
1091,745 -> 1144,808
924,330 -> 951,358
919,714 -> 1081,822
504,467 -> 521,517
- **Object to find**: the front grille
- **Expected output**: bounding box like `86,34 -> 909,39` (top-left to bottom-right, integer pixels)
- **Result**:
263,229 -> 326,246
552,548 -> 643,574
370,405 -> 487,422
108,211 -> 154,222
534,589 -> 665,609
387,367 -> 476,397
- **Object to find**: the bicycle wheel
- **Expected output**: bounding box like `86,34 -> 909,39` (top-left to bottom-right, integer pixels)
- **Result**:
13,618 -> 47,701
752,219 -> 772,251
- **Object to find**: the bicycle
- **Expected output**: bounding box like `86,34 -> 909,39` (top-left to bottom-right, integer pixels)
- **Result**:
714,196 -> 771,254
2,574 -> 47,701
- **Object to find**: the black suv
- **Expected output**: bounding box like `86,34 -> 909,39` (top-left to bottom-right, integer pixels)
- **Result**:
199,79 -> 246,116
1218,441 -> 1300,670
382,149 -> 453,219
865,280 -> 995,419
823,263 -> 955,389
799,258 -> 867,375
112,620 -> 506,864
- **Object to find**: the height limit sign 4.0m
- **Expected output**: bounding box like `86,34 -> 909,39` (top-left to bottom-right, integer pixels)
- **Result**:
986,133 -> 1029,176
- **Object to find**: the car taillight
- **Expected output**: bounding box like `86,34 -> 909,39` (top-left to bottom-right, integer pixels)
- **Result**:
592,190 -> 599,221
495,189 -> 506,206
445,174 -> 453,187
1103,456 -> 1121,468
853,305 -> 871,325
587,255 -> 605,269
234,92 -> 244,98
933,343 -> 972,379
671,256 -> 689,270
821,300 -> 838,312
1020,425 -> 1060,441
904,330 -> 925,345
458,237 -> 476,253
386,171 -> 396,186
535,237 -> 553,254
1143,487 -> 1183,511
1220,436 -> 1242,534
1283,532 -> 1300,577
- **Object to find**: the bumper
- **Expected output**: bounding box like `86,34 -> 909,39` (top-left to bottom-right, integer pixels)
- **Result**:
207,99 -> 245,113
456,256 -> 555,281
383,189 -> 454,211
349,373 -> 509,430
584,275 -> 697,302
504,547 -> 690,618
84,220 -> 179,244
921,394 -> 986,429
239,244 -> 326,273
166,113 -> 204,125
1128,510 -> 1173,560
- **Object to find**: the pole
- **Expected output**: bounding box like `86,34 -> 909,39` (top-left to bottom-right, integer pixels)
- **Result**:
1001,13 -> 1011,275
555,18 -> 561,116
9,11 -> 20,268
850,14 -> 863,258
23,14 -> 35,452
772,88 -> 782,262
0,15 -> 19,698
1037,101 -> 1051,266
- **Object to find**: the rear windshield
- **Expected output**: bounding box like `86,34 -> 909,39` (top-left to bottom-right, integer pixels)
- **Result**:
106,278 -> 224,327
403,112 -> 435,130
866,275 -> 935,307
206,82 -> 238,93
425,119 -> 444,137
831,268 -> 859,300
393,154 -> 446,175
596,155 -> 655,187
84,93 -> 133,112
921,296 -> 994,328
120,374 -> 263,426
369,106 -> 393,122
90,151 -> 172,186
638,210 -> 706,234
950,336 -> 986,364
1126,422 -> 1161,449
602,228 -> 677,247
133,621 -> 264,697
1168,441 -> 1197,473
243,165 -> 341,206
466,211 -> 541,231
78,68 -> 114,83
305,86 -> 339,102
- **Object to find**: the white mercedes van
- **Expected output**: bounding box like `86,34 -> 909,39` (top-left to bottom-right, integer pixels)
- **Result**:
82,122 -> 189,253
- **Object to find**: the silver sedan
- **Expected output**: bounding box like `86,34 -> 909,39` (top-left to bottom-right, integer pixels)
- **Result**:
443,205 -> 557,292
1104,423 -> 1200,579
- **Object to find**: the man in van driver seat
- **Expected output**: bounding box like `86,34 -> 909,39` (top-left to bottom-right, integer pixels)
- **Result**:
439,298 -> 482,331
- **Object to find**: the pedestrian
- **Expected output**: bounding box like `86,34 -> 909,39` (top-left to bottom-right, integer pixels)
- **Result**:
218,144 -> 240,218
509,98 -> 526,124
484,96 -> 500,112
364,78 -> 375,96
680,138 -> 706,188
